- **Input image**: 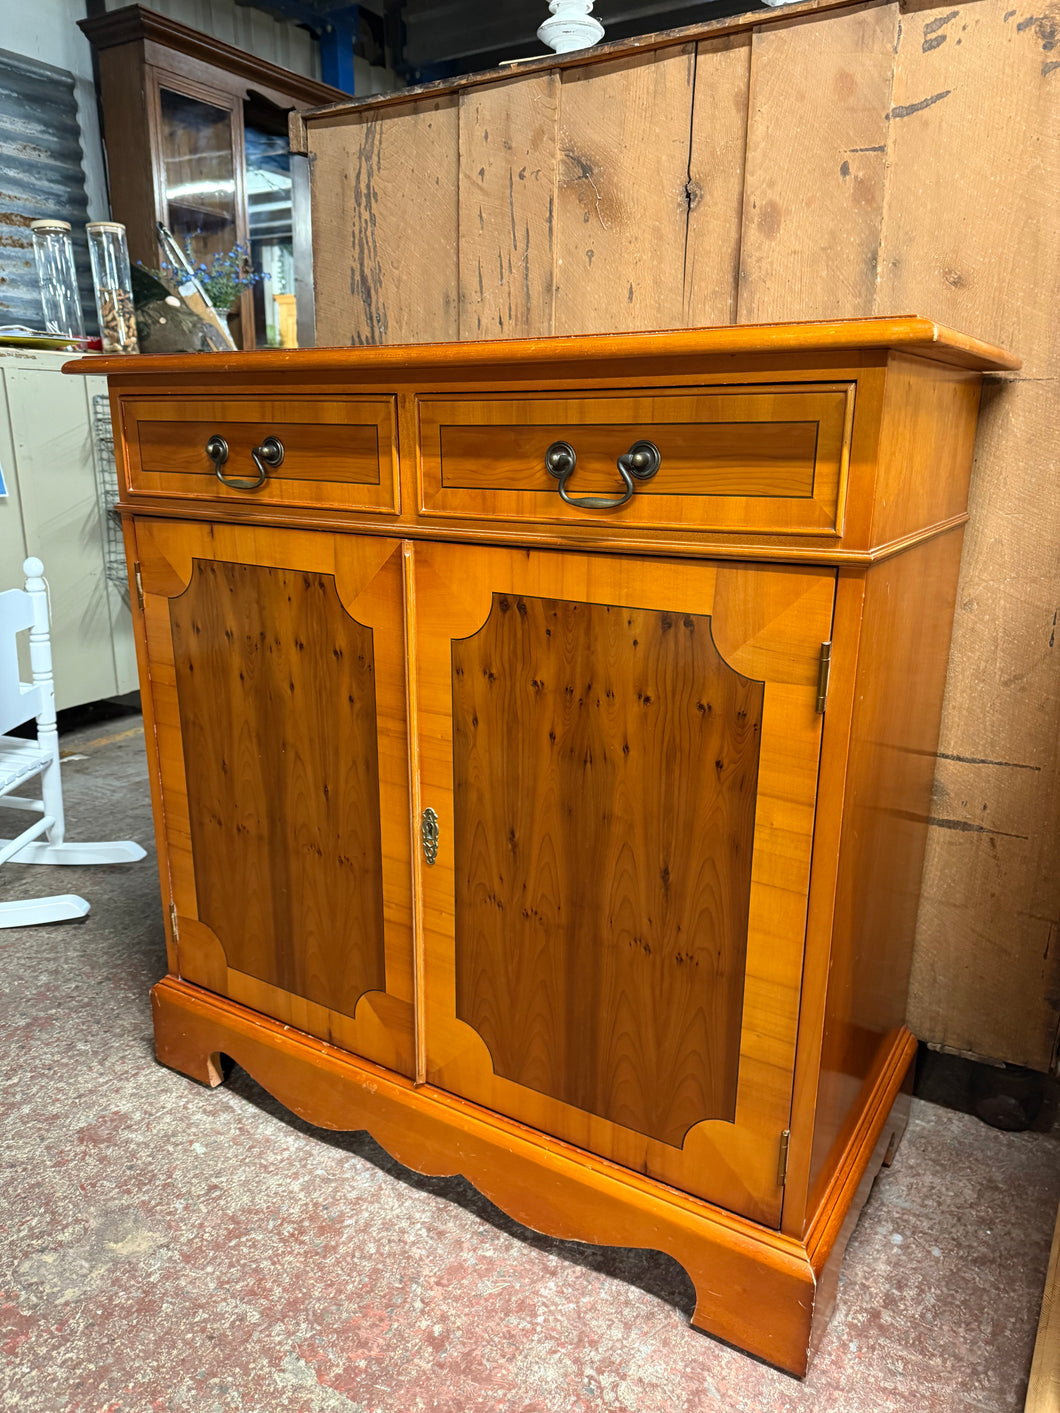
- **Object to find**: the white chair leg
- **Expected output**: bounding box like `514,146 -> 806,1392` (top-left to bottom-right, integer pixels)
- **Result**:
0,813 -> 52,866
38,754 -> 66,847
0,561 -> 146,880
23,565 -> 67,847
0,838 -> 147,865
24,560 -> 67,847
0,893 -> 90,928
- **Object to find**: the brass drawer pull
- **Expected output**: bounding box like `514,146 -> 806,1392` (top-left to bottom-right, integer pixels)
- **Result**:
206,432 -> 284,490
545,439 -> 661,510
205,434 -> 229,468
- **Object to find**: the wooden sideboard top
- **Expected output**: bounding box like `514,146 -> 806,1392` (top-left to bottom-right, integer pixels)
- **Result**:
65,316 -> 1019,380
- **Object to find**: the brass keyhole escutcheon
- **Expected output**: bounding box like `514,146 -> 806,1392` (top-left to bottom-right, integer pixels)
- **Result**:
421,807 -> 439,865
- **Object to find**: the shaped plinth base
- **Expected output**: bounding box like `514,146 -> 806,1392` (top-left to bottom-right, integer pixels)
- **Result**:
151,974 -> 915,1376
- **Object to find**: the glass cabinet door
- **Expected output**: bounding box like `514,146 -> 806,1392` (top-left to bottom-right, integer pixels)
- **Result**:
152,79 -> 304,350
244,123 -> 298,349
156,84 -> 241,267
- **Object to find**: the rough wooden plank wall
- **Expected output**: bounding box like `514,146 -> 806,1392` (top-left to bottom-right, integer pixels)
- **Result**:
458,76 -> 558,340
553,47 -> 697,334
737,1 -> 899,322
306,0 -> 1060,1071
310,97 -> 459,345
684,33 -> 752,326
876,0 -> 1060,1067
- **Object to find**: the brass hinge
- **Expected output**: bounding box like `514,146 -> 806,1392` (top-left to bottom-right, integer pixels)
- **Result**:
815,641 -> 832,714
133,560 -> 144,613
169,901 -> 180,944
777,1129 -> 791,1187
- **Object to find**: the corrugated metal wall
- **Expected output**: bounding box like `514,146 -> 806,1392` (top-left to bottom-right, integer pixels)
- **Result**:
0,46 -> 94,333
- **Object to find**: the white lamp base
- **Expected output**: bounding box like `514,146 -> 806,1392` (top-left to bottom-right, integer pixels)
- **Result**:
538,2 -> 605,54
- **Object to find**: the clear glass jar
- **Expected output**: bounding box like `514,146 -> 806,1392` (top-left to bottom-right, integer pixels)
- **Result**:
30,219 -> 85,339
86,221 -> 139,354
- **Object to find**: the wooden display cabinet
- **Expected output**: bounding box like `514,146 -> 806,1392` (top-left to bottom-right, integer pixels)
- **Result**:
79,5 -> 346,350
69,317 -> 1017,1374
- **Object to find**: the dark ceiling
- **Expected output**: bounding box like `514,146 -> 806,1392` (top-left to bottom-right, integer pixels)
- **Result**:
387,0 -> 764,82
243,0 -> 766,87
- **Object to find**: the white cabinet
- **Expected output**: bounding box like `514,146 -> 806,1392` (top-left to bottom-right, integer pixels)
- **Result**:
0,348 -> 137,710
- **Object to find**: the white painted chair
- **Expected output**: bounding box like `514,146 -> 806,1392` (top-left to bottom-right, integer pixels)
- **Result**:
0,557 -> 145,927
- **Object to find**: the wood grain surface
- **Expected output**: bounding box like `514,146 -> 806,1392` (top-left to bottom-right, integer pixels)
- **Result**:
451,592 -> 762,1145
418,384 -> 853,537
121,394 -> 399,513
308,98 -> 459,346
458,74 -> 559,340
737,1 -> 898,323
684,33 -> 752,327
553,46 -> 697,336
415,539 -> 834,1223
875,0 -> 1060,1070
71,316 -> 1018,378
807,531 -> 966,1213
170,558 -> 386,1015
136,518 -> 417,1076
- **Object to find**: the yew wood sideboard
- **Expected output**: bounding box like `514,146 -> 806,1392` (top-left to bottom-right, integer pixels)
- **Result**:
69,318 -> 1018,1375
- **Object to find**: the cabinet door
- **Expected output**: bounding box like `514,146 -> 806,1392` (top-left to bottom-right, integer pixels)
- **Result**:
414,542 -> 834,1224
135,518 -> 415,1077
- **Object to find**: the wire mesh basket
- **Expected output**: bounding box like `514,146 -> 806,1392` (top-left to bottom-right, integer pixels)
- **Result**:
92,392 -> 128,600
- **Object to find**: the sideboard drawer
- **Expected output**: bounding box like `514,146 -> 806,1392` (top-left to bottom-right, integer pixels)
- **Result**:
120,396 -> 399,513
418,385 -> 854,536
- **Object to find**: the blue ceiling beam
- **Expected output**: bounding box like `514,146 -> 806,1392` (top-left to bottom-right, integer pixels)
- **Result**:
319,10 -> 359,92
234,0 -> 361,93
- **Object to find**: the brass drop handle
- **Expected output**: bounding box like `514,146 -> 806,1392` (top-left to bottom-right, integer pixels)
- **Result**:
206,432 -> 283,490
252,435 -> 285,478
205,434 -> 229,468
545,439 -> 661,510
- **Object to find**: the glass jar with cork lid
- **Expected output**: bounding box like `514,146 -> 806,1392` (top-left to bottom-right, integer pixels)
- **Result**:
86,221 -> 139,354
30,219 -> 86,340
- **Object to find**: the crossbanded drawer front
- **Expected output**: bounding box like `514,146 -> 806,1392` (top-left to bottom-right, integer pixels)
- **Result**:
121,396 -> 399,513
418,385 -> 854,536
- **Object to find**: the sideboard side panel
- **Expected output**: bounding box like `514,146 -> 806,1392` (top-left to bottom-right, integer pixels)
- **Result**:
806,528 -> 966,1214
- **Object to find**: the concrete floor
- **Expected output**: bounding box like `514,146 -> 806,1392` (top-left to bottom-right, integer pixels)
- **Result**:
1,714 -> 1058,1412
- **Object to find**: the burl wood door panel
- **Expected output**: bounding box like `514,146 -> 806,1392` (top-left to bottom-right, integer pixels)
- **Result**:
452,594 -> 761,1146
135,518 -> 414,1076
415,543 -> 835,1224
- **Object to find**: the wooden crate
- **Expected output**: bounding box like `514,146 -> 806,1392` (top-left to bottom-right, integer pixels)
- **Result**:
294,0 -> 1060,1073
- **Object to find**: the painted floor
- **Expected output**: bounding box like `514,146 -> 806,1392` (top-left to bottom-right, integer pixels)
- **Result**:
1,716 -> 1057,1412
